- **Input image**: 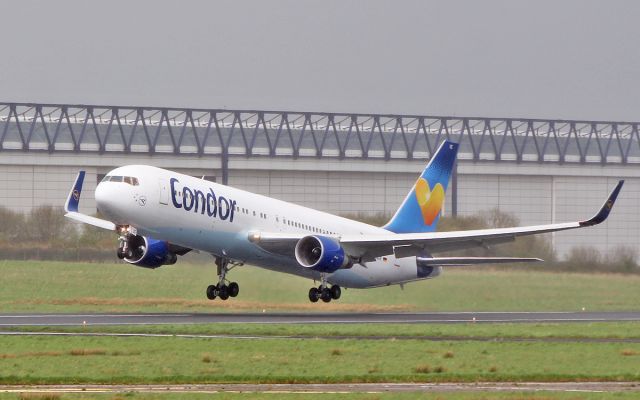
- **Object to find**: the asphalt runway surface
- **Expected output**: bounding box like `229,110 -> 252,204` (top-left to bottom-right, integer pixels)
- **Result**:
1,311 -> 640,326
2,382 -> 639,394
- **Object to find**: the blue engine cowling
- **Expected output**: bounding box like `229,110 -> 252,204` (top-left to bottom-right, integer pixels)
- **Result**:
124,235 -> 177,269
294,235 -> 351,273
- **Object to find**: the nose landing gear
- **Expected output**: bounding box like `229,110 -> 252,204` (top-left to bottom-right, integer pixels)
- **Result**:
206,256 -> 241,301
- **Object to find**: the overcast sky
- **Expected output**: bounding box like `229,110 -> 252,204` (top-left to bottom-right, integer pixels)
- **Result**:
0,0 -> 638,121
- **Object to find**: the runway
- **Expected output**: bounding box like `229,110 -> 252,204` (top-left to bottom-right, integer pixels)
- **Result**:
1,382 -> 639,394
1,311 -> 640,326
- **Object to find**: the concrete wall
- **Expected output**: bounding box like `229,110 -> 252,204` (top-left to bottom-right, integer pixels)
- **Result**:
1,151 -> 638,258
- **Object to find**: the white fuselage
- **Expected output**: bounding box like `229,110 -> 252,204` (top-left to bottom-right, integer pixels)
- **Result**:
95,165 -> 440,288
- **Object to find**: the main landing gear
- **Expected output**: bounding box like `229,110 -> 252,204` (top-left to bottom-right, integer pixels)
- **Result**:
206,256 -> 241,301
308,273 -> 341,303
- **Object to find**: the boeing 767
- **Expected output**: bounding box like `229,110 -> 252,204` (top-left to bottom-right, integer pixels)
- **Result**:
64,140 -> 624,303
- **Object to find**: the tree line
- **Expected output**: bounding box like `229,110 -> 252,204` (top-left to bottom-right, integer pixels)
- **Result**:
0,205 -> 637,274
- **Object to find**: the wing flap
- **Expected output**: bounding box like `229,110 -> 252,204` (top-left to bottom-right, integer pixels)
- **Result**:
417,256 -> 542,266
342,222 -> 578,260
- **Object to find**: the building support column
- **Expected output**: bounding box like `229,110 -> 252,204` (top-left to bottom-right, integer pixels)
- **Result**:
451,161 -> 458,217
221,151 -> 229,185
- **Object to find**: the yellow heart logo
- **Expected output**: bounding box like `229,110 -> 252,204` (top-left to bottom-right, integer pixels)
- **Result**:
415,178 -> 444,226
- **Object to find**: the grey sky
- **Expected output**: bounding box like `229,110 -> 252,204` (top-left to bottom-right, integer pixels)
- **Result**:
0,0 -> 638,121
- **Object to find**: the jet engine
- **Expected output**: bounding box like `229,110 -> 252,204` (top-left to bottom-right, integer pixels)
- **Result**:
295,235 -> 352,273
118,235 -> 177,269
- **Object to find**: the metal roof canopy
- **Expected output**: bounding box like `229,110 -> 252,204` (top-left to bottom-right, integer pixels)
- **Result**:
2,102 -> 638,162
0,102 -> 640,215
1,102 -> 639,185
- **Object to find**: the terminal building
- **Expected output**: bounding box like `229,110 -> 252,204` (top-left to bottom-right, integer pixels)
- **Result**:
0,102 -> 638,257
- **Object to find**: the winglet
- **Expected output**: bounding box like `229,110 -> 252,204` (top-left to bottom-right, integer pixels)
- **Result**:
65,171 -> 85,213
579,180 -> 624,227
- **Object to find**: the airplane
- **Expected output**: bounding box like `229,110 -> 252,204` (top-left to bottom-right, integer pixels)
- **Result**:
64,140 -> 624,303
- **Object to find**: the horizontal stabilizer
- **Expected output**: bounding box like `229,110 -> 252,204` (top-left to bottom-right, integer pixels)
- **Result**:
417,257 -> 543,266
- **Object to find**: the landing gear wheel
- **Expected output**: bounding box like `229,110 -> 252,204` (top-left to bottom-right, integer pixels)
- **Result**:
206,256 -> 243,301
320,288 -> 332,303
228,282 -> 239,297
218,285 -> 229,300
206,285 -> 217,300
330,285 -> 341,300
308,287 -> 320,303
116,248 -> 125,259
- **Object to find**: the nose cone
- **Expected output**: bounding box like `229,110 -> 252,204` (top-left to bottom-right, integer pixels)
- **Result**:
95,182 -> 113,216
95,182 -> 129,222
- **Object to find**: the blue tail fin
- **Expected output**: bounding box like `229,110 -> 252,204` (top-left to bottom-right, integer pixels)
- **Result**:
383,140 -> 459,233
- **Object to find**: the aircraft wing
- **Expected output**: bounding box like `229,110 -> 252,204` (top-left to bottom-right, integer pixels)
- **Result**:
340,180 -> 624,260
251,180 -> 623,262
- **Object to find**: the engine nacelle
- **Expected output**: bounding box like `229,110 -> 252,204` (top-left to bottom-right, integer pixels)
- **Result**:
123,235 -> 177,269
295,235 -> 351,273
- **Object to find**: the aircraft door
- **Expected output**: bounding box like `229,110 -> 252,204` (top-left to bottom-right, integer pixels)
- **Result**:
159,178 -> 169,205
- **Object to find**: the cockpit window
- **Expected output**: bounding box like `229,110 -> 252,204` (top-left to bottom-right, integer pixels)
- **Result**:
102,175 -> 139,185
124,176 -> 140,186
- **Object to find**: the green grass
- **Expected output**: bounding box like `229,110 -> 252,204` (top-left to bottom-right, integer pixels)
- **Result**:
2,393 -> 640,400
3,261 -> 640,390
1,260 -> 640,312
0,335 -> 639,384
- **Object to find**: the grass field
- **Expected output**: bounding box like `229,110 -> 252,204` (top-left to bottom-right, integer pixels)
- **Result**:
2,260 -> 640,394
1,334 -> 639,384
1,260 -> 640,312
